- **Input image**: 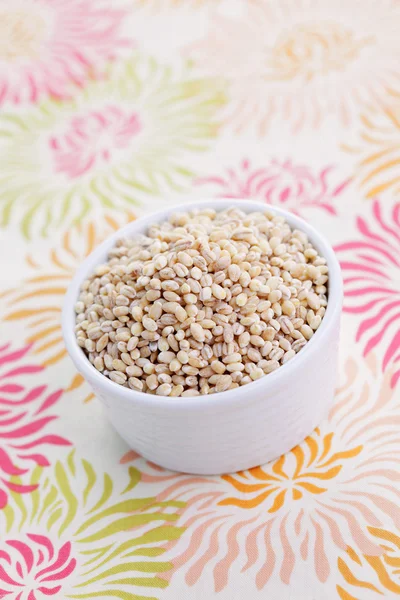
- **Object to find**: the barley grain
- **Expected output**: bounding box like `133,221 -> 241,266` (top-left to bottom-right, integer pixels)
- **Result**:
109,371 -> 127,385
215,374 -> 233,392
156,383 -> 172,396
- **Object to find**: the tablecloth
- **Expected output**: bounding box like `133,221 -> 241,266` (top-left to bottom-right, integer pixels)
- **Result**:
0,1 -> 400,598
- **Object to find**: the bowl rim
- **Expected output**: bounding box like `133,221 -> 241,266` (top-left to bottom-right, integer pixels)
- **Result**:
62,198 -> 343,410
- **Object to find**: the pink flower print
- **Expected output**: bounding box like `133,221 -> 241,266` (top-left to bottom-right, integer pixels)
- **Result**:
49,106 -> 142,179
0,0 -> 130,106
335,200 -> 400,387
197,159 -> 350,216
0,534 -> 76,598
0,343 -> 71,509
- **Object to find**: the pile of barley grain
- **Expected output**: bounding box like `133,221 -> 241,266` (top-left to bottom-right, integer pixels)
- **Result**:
75,208 -> 328,397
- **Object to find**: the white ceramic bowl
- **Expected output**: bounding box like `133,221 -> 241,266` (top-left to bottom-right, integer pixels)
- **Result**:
62,199 -> 342,475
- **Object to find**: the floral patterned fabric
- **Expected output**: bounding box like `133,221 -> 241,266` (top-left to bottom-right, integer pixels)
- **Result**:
0,1 -> 400,599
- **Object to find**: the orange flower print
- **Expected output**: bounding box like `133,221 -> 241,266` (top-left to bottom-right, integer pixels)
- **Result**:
220,428 -> 362,511
343,99 -> 400,199
0,210 -> 135,400
337,529 -> 400,599
121,355 -> 400,591
186,0 -> 400,133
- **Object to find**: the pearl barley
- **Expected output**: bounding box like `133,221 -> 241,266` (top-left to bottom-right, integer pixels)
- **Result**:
75,208 -> 328,396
